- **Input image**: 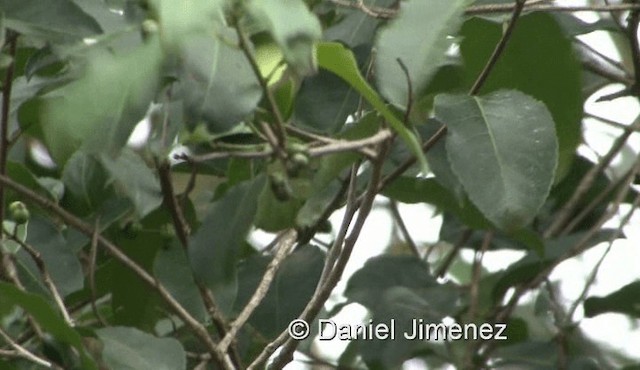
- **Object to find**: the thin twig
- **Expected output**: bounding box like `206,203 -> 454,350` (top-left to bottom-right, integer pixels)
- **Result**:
560,156 -> 640,235
464,230 -> 493,370
3,226 -> 74,327
88,218 -> 108,326
218,229 -> 297,353
434,229 -> 474,277
565,174 -> 640,323
479,164 -> 640,363
286,125 -> 377,159
395,58 -> 413,125
0,32 -> 18,231
329,0 -> 640,19
0,174 -> 235,370
268,141 -> 389,370
544,117 -> 640,238
0,327 -> 52,368
388,200 -> 420,258
156,160 -> 240,366
234,23 -> 287,150
470,0 -> 527,95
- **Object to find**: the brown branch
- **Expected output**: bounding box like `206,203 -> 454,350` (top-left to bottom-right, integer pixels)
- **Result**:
0,32 -> 18,230
3,226 -> 74,327
464,230 -> 493,370
234,23 -> 287,152
388,200 -> 420,258
329,0 -> 640,19
470,0 -> 527,95
267,141 -> 390,370
155,160 -> 241,367
218,229 -> 297,353
0,173 -> 235,369
544,117 -> 640,238
0,327 -> 53,368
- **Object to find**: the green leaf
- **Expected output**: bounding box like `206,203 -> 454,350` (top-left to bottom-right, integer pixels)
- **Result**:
244,0 -> 321,76
179,30 -> 262,133
345,255 -> 460,369
38,37 -> 163,165
293,59 -> 361,133
460,13 -> 581,180
18,216 -> 84,297
584,281 -> 640,318
62,152 -> 111,214
154,242 -> 207,322
0,0 -> 102,43
97,327 -> 185,370
151,0 -> 225,52
316,42 -> 428,173
0,282 -> 97,369
435,90 -> 558,231
255,180 -> 304,232
234,245 -> 324,339
375,0 -> 467,109
99,149 -> 162,218
189,177 -> 264,298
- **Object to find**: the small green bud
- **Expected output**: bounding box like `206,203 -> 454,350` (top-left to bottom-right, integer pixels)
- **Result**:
9,201 -> 29,225
141,19 -> 159,38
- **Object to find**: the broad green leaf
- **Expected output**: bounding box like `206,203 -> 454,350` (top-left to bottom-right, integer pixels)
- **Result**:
0,282 -> 97,370
435,90 -> 558,231
293,66 -> 360,133
151,0 -> 225,52
100,149 -> 162,218
584,281 -> 640,318
154,242 -> 207,322
345,255 -> 460,369
97,327 -> 185,370
189,177 -> 264,296
255,181 -> 304,232
180,30 -> 263,133
17,216 -> 84,297
316,42 -> 428,173
375,0 -> 467,109
0,0 -> 102,43
419,121 -> 465,202
460,14 -> 581,180
234,245 -> 324,339
62,152 -> 110,215
39,37 -> 163,164
6,161 -> 55,203
244,0 -> 321,76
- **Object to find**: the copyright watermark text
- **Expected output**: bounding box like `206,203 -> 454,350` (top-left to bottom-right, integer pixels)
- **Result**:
287,318 -> 508,342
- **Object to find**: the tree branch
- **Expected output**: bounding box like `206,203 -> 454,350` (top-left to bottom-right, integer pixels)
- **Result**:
0,173 -> 235,369
218,229 -> 297,353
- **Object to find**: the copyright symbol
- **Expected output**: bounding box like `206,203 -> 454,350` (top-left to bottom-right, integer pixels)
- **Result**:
288,319 -> 310,340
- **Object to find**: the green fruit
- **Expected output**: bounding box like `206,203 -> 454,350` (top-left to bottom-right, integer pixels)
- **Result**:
9,201 -> 30,225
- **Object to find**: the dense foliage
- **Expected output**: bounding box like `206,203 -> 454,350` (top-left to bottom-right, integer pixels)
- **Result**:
0,0 -> 639,369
